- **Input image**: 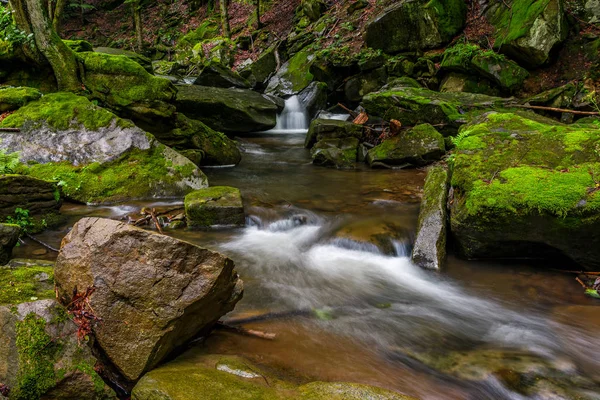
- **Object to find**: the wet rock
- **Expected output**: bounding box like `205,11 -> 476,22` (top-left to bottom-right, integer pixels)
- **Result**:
333,218 -> 410,255
0,175 -> 62,230
0,224 -> 19,265
450,112 -> 600,269
0,93 -> 206,204
305,119 -> 363,149
411,165 -> 449,270
131,350 -> 416,400
0,86 -> 41,112
366,124 -> 445,168
265,49 -> 315,96
0,260 -> 116,399
238,44 -> 278,88
93,47 -> 153,74
439,73 -> 499,96
176,85 -> 278,133
185,186 -> 245,227
298,81 -> 328,119
485,0 -> 568,67
311,138 -> 359,169
344,67 -> 388,103
193,61 -> 251,89
54,217 -> 243,382
365,0 -> 467,53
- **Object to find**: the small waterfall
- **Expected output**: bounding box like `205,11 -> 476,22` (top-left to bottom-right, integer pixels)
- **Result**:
270,96 -> 309,134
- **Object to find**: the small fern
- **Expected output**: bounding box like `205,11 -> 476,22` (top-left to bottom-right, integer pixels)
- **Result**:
0,149 -> 19,175
450,130 -> 470,148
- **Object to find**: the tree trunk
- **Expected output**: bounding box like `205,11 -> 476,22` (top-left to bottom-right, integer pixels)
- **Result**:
255,0 -> 261,29
8,0 -> 81,92
220,0 -> 231,39
51,0 -> 68,33
132,0 -> 143,52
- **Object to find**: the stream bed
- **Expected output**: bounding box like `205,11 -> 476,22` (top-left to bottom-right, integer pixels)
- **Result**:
16,132 -> 600,400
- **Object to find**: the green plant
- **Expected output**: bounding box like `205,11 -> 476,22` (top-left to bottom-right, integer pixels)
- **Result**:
0,149 -> 19,174
450,130 -> 470,148
0,4 -> 33,46
6,208 -> 34,233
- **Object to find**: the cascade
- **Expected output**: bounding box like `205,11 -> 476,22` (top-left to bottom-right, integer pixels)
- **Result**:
269,96 -> 309,134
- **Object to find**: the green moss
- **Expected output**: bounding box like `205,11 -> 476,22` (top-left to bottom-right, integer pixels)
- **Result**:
490,0 -> 551,46
62,40 -> 93,53
13,313 -> 57,400
74,361 -> 106,394
0,265 -> 55,305
425,0 -> 467,40
185,186 -> 244,227
0,87 -> 42,112
286,49 -> 315,92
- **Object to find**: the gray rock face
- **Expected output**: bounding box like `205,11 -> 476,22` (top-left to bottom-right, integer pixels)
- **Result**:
411,165 -> 449,270
0,223 -> 20,265
305,119 -> 363,149
54,217 -> 243,382
0,298 -> 116,399
176,85 -> 278,133
0,175 -> 62,222
298,81 -> 328,119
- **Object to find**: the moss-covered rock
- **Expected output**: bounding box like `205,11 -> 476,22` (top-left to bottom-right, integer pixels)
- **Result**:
0,224 -> 20,266
449,112 -> 600,269
485,0 -> 568,67
0,259 -> 54,305
185,186 -> 245,227
305,118 -> 363,149
311,137 -> 359,169
193,61 -> 251,89
93,46 -> 153,73
265,49 -> 315,96
524,82 -> 580,109
411,165 -> 449,270
63,39 -> 93,53
0,86 -> 42,113
0,93 -> 206,204
176,85 -> 278,133
131,349 -> 416,400
439,73 -> 499,96
344,67 -> 388,103
78,52 -> 177,132
361,86 -> 511,135
365,0 -> 467,53
238,44 -> 278,88
153,114 -> 241,166
367,124 -> 445,168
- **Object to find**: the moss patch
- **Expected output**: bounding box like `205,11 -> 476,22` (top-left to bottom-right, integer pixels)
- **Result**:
0,264 -> 55,306
0,87 -> 42,113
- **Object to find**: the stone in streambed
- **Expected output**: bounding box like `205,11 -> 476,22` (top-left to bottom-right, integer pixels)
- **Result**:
185,186 -> 245,228
411,165 -> 449,271
305,119 -> 363,149
311,138 -> 359,169
0,223 -> 20,265
54,217 -> 243,382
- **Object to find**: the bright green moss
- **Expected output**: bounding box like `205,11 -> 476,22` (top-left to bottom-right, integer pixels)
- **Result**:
0,87 -> 42,112
489,0 -> 551,45
286,49 -> 315,92
426,0 -> 467,40
0,265 -> 55,306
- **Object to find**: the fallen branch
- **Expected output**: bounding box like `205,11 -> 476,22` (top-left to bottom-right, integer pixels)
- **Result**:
514,104 -> 599,115
576,277 -> 588,288
550,269 -> 600,275
215,322 -> 276,340
337,103 -> 358,119
25,232 -> 59,252
0,128 -> 20,132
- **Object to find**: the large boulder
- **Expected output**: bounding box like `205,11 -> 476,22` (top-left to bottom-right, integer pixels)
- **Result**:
193,62 -> 251,89
238,44 -> 278,88
365,0 -> 467,53
298,81 -> 328,119
185,186 -> 245,227
54,217 -> 243,382
366,124 -> 445,168
176,85 -> 278,133
311,137 -> 359,169
439,72 -> 499,96
485,0 -> 568,68
0,86 -> 41,112
0,93 -> 206,204
152,114 -> 241,167
0,261 -> 116,399
305,118 -> 363,148
411,165 -> 449,270
450,112 -> 600,269
265,49 -> 315,96
0,224 -> 19,265
77,52 -> 177,132
0,175 -> 62,230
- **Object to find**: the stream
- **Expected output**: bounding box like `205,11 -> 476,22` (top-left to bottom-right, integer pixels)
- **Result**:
15,130 -> 600,399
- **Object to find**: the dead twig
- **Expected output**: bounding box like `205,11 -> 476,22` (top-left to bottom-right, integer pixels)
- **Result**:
215,322 -> 276,340
0,128 -> 20,132
514,104 -> 599,115
24,232 -> 59,252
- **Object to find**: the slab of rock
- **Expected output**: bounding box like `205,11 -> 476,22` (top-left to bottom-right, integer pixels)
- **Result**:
265,49 -> 315,96
0,175 -> 62,224
366,124 -> 445,168
411,165 -> 449,270
305,119 -> 363,149
176,85 -> 278,133
0,224 -> 20,265
54,217 -> 243,382
298,81 -> 328,119
193,62 -> 251,89
185,186 -> 245,227
439,73 -> 499,96
311,138 -> 359,169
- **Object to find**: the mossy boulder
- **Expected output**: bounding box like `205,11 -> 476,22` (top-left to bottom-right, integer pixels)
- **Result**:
311,137 -> 359,169
0,93 -> 207,204
63,39 -> 93,53
0,261 -> 116,399
131,349 -> 416,400
238,44 -> 278,88
439,73 -> 499,96
0,224 -> 20,265
411,165 -> 449,270
344,67 -> 388,103
93,47 -> 153,73
0,87 -> 42,112
485,0 -> 568,67
367,124 -> 445,168
305,119 -> 363,149
361,86 -> 511,135
265,49 -> 315,96
365,0 -> 467,53
301,0 -> 327,21
524,82 -> 580,109
78,52 -> 177,132
153,114 -> 241,166
176,85 -> 278,133
0,175 -> 62,232
185,186 -> 245,227
193,61 -> 251,89
450,112 -> 600,269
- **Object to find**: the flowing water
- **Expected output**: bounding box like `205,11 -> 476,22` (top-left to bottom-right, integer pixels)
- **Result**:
269,96 -> 310,134
19,132 -> 600,399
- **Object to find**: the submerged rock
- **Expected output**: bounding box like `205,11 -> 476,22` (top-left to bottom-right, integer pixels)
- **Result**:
305,119 -> 363,149
54,217 -> 243,382
411,165 -> 449,270
0,92 -> 206,204
366,124 -> 445,168
0,223 -> 20,265
176,85 -> 278,133
0,262 -> 116,399
333,218 -> 411,255
185,186 -> 245,227
0,86 -> 41,112
311,137 -> 359,169
450,112 -> 600,269
365,0 -> 467,53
